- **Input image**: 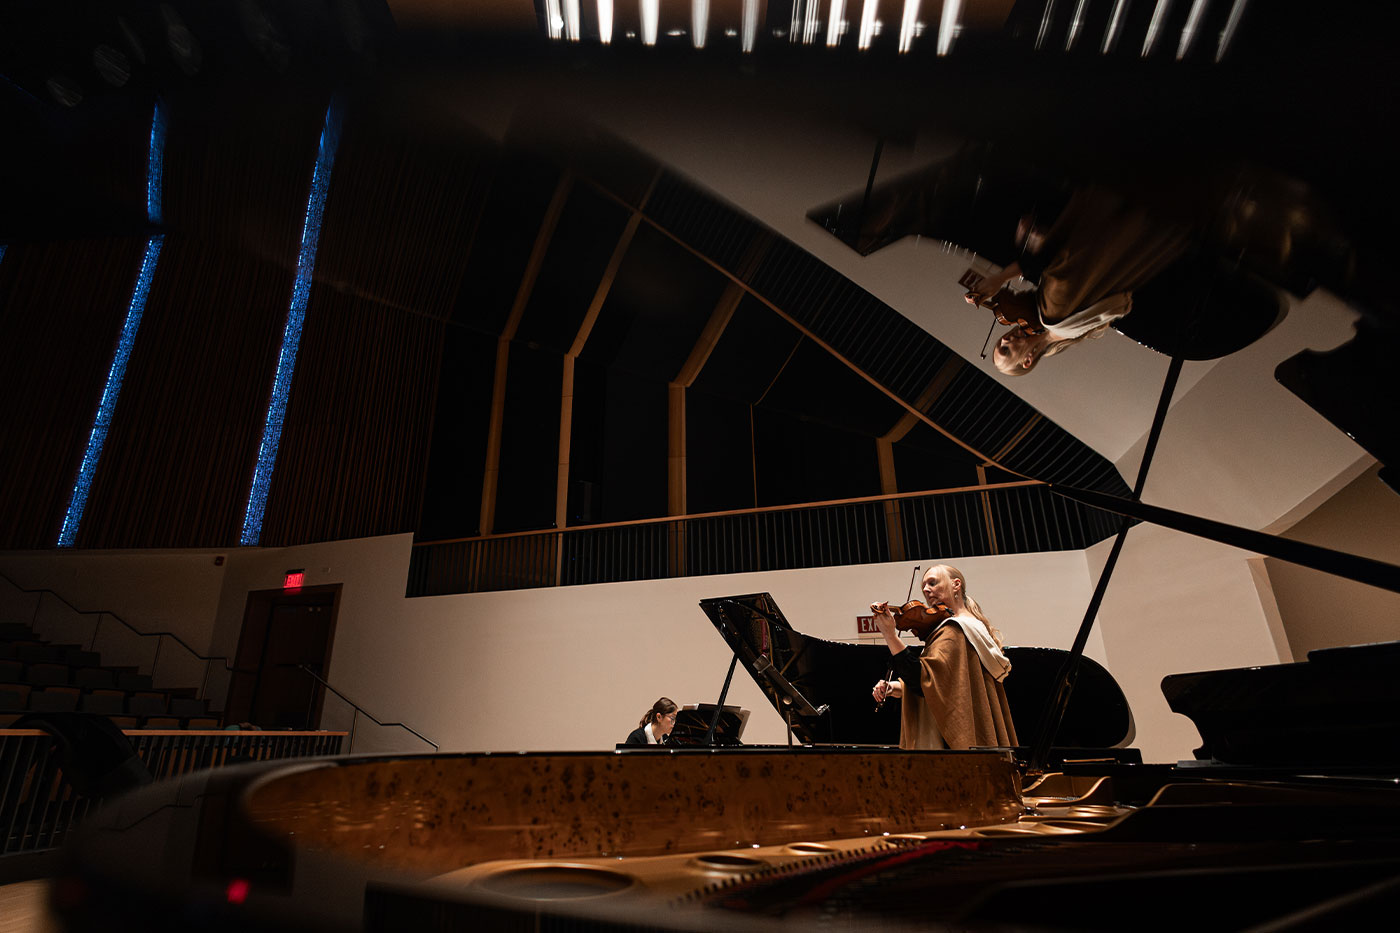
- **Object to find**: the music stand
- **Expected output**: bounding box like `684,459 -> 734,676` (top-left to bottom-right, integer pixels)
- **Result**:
671,704 -> 749,747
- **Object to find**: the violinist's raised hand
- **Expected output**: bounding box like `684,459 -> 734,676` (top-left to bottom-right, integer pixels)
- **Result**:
871,600 -> 909,655
869,602 -> 898,638
963,262 -> 1021,308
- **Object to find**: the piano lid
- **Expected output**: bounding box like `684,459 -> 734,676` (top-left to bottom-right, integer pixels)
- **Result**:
699,593 -> 1135,749
1162,639 -> 1400,768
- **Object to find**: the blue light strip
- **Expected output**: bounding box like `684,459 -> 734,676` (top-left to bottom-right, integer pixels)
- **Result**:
58,101 -> 168,547
146,113 -> 165,222
240,97 -> 345,546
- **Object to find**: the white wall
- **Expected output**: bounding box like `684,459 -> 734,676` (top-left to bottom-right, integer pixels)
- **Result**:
4,537 -> 1113,755
1267,463 -> 1400,658
14,524 -> 1345,763
210,538 -> 1103,754
0,549 -> 231,691
24,510 -> 1385,764
398,549 -> 1104,753
1089,525 -> 1287,763
0,549 -> 229,652
1078,286 -> 1381,763
1115,288 -> 1369,531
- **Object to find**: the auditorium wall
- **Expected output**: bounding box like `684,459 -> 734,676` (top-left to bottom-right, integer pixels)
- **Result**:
4,537 -> 1117,754
204,536 -> 1109,753
0,549 -> 229,692
1267,463 -> 1400,658
8,515 -> 1365,762
1088,526 -> 1287,763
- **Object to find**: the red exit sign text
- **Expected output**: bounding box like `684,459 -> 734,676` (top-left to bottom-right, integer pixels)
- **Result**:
856,615 -> 880,634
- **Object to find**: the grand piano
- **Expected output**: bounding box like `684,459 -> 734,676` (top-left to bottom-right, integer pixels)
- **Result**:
34,3 -> 1400,932
53,630 -> 1400,932
694,591 -> 1135,754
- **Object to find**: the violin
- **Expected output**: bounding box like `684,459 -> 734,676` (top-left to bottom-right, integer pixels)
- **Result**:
870,599 -> 954,641
959,268 -> 1046,336
990,306 -> 1046,336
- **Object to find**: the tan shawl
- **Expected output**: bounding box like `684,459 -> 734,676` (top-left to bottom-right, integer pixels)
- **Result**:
900,621 -> 1019,750
1035,186 -> 1192,325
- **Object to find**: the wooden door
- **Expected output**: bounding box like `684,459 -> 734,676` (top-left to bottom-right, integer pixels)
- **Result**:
224,585 -> 340,729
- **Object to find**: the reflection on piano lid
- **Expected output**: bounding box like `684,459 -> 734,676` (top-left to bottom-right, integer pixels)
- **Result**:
51,647 -> 1400,933
1276,322 -> 1400,493
698,593 -> 1135,752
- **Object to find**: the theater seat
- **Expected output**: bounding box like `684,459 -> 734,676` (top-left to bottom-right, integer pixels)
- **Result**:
1,683 -> 31,710
73,667 -> 117,689
169,697 -> 206,718
127,694 -> 167,716
116,672 -> 153,691
25,663 -> 69,685
29,687 -> 80,712
16,644 -> 67,663
80,693 -> 126,716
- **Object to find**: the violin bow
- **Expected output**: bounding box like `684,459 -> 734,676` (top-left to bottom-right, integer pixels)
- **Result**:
875,565 -> 920,711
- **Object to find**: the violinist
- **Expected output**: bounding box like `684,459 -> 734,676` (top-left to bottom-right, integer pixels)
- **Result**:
871,565 -> 1018,750
966,187 -> 1192,376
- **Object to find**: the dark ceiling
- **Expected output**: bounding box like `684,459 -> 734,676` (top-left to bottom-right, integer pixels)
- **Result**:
1,0 -> 1393,555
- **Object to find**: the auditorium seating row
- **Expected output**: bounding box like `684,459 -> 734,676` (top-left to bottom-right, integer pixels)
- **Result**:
1,621 -> 222,730
0,656 -> 156,690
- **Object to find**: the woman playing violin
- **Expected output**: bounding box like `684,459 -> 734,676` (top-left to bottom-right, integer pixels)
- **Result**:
871,565 -> 1018,750
966,187 -> 1193,376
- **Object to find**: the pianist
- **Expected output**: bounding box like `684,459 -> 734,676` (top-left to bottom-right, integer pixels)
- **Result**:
623,697 -> 678,745
871,565 -> 1019,749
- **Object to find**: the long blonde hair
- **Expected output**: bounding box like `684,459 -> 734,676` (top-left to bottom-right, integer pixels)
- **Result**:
937,564 -> 1006,649
994,326 -> 1107,376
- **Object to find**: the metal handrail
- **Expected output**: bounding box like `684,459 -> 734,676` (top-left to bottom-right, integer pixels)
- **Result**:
297,664 -> 438,752
408,480 -> 1120,596
1,569 -> 232,667
413,479 -> 1045,547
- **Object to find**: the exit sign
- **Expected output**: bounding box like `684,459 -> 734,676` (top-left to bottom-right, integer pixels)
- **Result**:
283,570 -> 305,590
856,614 -> 879,634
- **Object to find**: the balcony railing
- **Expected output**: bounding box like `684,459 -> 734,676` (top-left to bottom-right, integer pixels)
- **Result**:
0,728 -> 345,856
409,481 -> 1120,596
